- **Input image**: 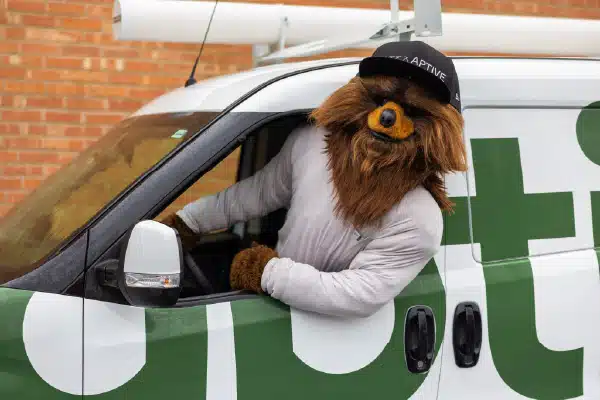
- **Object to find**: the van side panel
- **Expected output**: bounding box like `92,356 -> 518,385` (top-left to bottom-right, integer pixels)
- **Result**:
439,105 -> 600,399
0,288 -> 82,398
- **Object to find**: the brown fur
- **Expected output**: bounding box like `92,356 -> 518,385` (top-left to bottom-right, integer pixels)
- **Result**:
160,213 -> 199,251
170,74 -> 468,293
230,242 -> 278,293
309,75 -> 468,229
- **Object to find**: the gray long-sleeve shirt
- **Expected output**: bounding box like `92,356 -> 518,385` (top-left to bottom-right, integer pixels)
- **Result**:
177,125 -> 443,318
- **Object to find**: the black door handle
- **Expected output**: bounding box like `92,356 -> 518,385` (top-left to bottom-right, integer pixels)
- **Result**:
404,305 -> 435,373
453,302 -> 482,368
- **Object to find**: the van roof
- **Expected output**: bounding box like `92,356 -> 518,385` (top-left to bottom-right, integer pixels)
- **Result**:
132,56 -> 600,117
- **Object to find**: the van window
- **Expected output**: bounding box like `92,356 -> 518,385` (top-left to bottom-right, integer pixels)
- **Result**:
457,107 -> 600,263
155,147 -> 241,222
0,111 -> 219,284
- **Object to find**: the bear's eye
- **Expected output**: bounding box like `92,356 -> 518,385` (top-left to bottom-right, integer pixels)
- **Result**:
401,103 -> 430,118
371,95 -> 387,106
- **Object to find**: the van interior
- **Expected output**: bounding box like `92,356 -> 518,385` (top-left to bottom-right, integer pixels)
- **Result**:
173,112 -> 312,300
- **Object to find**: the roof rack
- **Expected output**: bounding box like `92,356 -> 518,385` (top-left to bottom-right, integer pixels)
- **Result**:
255,0 -> 442,65
112,0 -> 600,60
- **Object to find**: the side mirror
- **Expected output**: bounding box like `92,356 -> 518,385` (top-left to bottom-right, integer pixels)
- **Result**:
114,220 -> 183,307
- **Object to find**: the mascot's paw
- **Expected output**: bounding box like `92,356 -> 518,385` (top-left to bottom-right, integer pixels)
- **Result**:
159,213 -> 200,251
230,242 -> 278,293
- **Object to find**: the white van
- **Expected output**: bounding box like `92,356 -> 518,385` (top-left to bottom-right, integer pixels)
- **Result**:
1,54 -> 600,399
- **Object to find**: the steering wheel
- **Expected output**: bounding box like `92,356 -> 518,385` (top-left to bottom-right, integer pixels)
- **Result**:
183,251 -> 216,295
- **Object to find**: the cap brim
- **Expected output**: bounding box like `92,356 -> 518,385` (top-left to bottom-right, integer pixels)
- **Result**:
358,56 -> 451,103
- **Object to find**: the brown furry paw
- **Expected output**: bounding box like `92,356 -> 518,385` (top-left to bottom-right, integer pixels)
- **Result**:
230,242 -> 278,293
159,213 -> 199,251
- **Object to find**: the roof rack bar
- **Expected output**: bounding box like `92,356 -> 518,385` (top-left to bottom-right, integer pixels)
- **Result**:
256,0 -> 442,65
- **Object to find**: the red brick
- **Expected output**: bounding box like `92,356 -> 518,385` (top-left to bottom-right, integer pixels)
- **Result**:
6,193 -> 27,204
28,125 -> 48,136
45,82 -> 85,96
25,27 -> 83,43
12,55 -> 45,68
0,42 -> 20,54
46,111 -> 81,124
46,57 -> 82,68
125,61 -> 160,73
0,178 -> 22,191
42,138 -> 88,152
2,166 -> 44,177
6,27 -> 26,40
29,69 -> 63,81
130,88 -> 166,100
3,81 -> 45,94
62,45 -> 101,57
144,75 -> 185,88
58,153 -> 76,164
0,166 -> 27,177
0,67 -> 26,79
21,15 -> 56,28
45,166 -> 62,176
4,137 -> 43,149
65,98 -> 105,110
0,96 -> 15,107
64,126 -> 104,137
107,99 -> 144,112
102,48 -> 140,58
57,18 -> 103,31
108,73 -> 145,85
84,113 -> 126,125
2,111 -> 42,122
86,4 -> 112,18
21,43 -> 61,55
84,85 -> 129,98
0,152 -> 19,163
25,96 -> 64,109
61,70 -> 109,83
0,124 -> 21,135
6,0 -> 46,13
48,2 -> 86,15
18,151 -> 61,164
162,63 -> 196,74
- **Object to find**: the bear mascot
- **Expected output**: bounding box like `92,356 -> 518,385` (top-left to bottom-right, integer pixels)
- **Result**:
161,40 -> 467,318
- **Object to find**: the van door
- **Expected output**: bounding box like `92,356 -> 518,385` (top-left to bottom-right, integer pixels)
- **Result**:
80,111 -> 448,399
438,105 -> 600,399
79,264 -> 447,400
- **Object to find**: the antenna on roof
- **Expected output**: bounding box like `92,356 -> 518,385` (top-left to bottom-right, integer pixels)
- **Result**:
256,0 -> 442,65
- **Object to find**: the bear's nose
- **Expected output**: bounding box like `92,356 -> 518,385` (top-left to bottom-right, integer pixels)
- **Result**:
379,109 -> 397,128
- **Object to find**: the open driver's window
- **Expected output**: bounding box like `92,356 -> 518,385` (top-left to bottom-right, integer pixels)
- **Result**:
154,147 -> 241,222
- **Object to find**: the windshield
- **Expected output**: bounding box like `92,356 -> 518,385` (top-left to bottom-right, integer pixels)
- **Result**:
0,111 -> 219,284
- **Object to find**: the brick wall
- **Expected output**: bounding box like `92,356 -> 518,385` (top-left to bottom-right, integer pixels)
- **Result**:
1,0 -> 600,219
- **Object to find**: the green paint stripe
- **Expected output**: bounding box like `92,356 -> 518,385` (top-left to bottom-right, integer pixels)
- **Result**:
91,306 -> 208,398
0,288 -> 80,399
231,260 -> 445,400
446,137 -> 583,399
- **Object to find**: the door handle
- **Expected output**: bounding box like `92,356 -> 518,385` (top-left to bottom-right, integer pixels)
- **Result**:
452,302 -> 482,368
404,305 -> 435,373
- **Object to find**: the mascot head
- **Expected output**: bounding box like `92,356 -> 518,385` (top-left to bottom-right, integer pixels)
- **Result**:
310,41 -> 468,229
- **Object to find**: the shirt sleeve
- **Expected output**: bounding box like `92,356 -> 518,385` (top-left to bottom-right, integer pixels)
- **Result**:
176,126 -> 305,234
260,210 -> 443,318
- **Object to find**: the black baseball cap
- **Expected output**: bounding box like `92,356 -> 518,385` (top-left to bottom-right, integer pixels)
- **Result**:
358,40 -> 461,113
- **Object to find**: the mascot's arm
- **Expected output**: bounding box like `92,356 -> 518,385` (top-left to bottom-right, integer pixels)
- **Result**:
261,213 -> 442,318
175,127 -> 304,234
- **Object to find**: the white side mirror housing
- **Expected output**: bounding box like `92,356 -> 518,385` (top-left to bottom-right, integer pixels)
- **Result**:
117,220 -> 183,307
